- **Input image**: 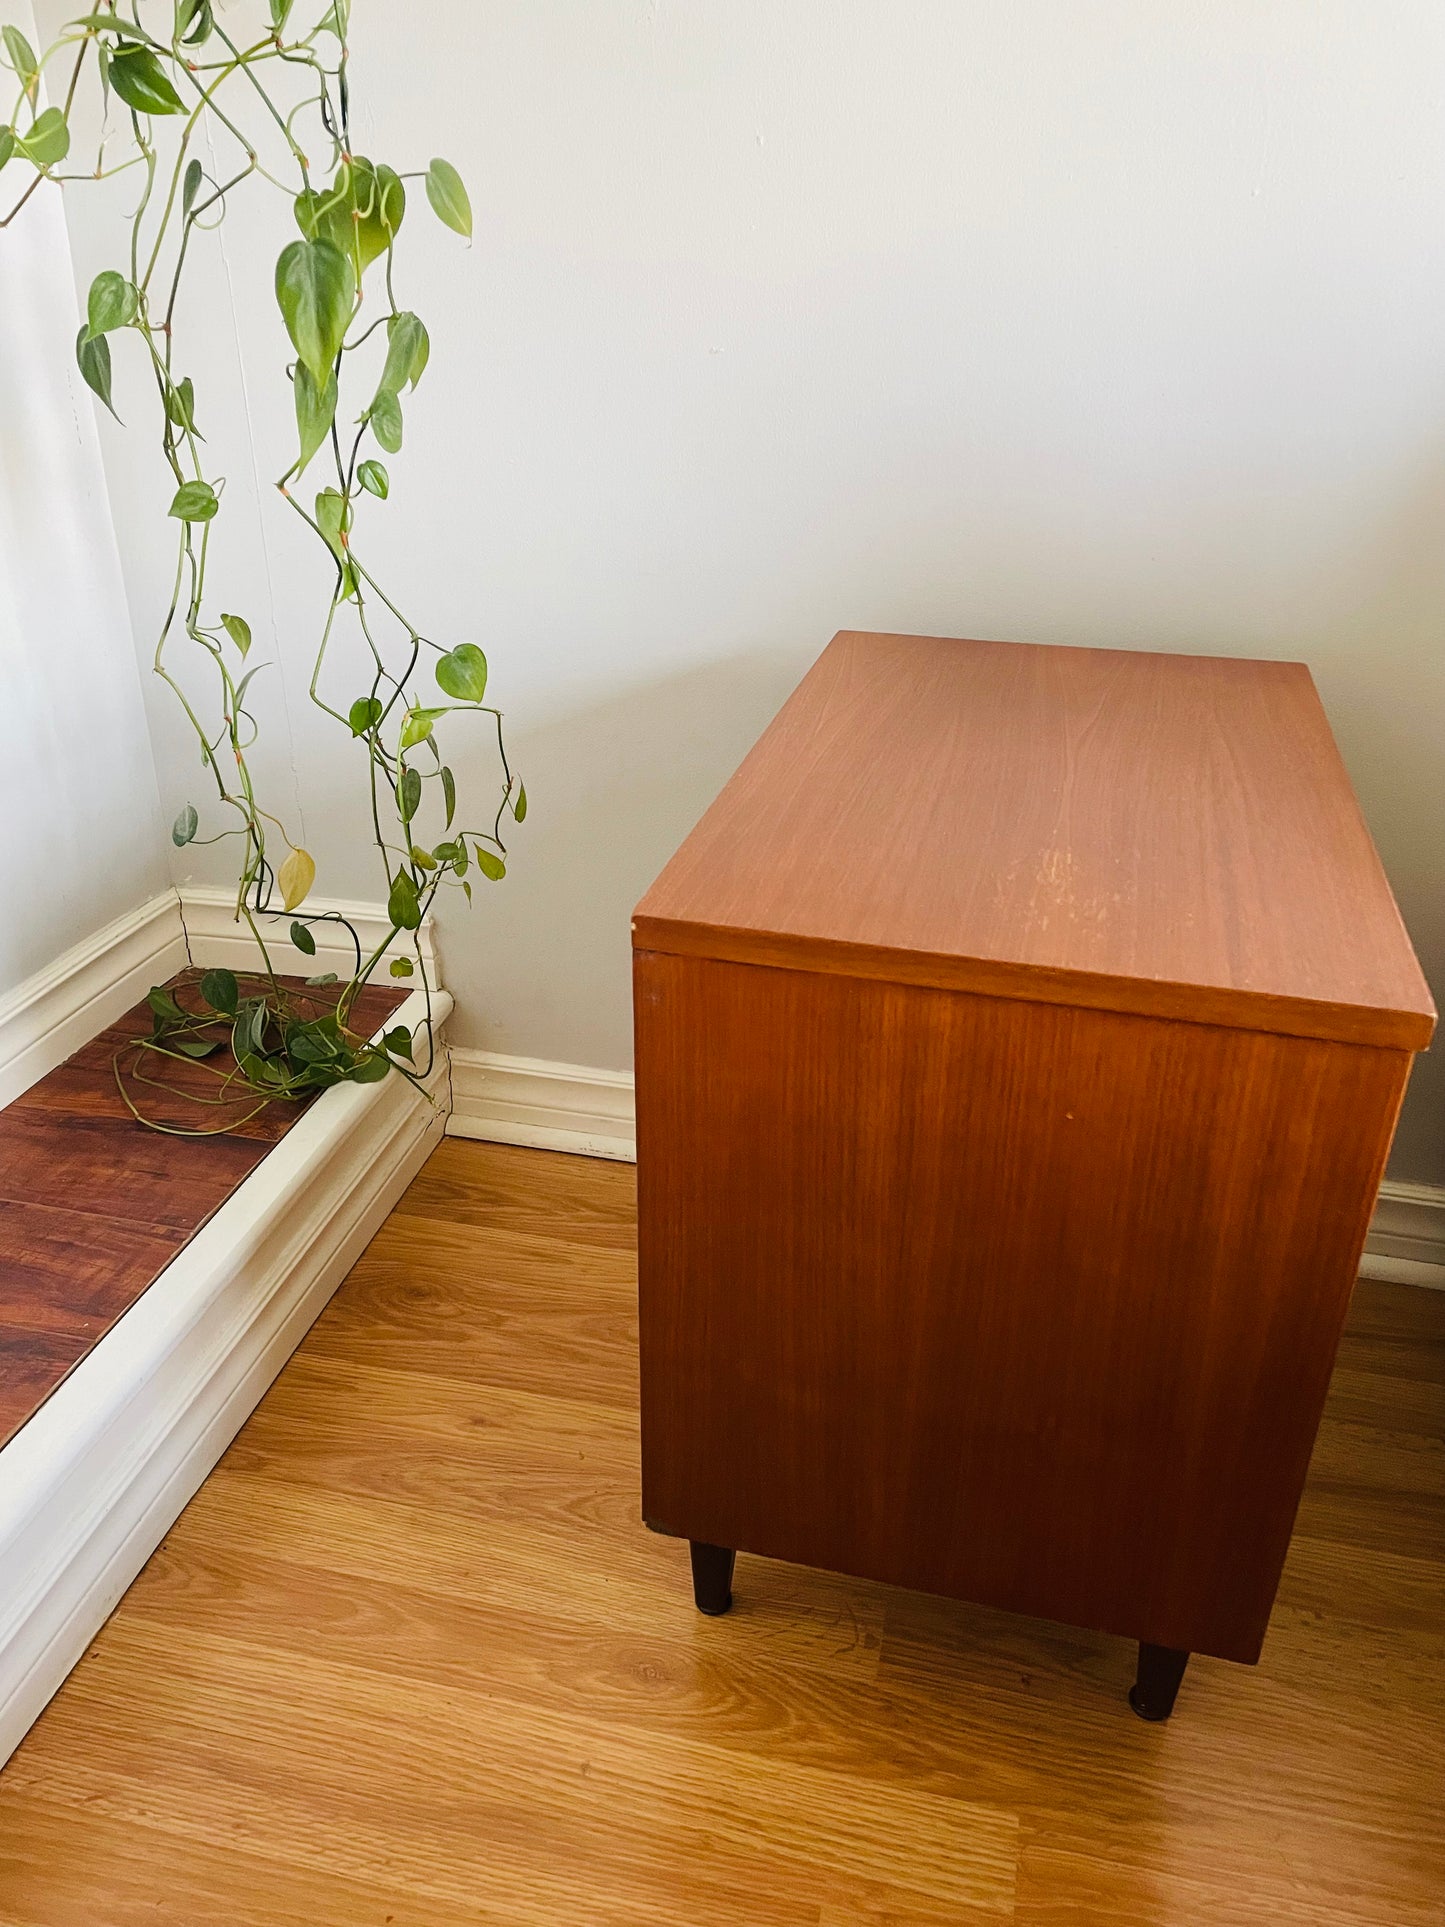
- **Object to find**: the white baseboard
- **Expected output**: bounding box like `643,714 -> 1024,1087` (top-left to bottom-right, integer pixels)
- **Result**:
178,883 -> 437,982
0,892 -> 188,1109
0,884 -> 434,1113
0,987 -> 452,1771
447,1048 -> 636,1162
1360,1179 -> 1445,1289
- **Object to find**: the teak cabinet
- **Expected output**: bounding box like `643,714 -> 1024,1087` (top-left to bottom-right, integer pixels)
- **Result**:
632,632 -> 1434,1717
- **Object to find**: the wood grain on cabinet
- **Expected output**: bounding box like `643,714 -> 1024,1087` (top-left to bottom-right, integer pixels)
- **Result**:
633,631 -> 1435,1679
635,950 -> 1411,1663
635,632 -> 1435,1049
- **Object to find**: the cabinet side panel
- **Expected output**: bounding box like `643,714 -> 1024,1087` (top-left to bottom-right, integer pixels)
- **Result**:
633,950 -> 1411,1662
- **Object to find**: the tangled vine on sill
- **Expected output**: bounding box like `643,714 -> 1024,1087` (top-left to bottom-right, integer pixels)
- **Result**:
0,0 -> 521,1132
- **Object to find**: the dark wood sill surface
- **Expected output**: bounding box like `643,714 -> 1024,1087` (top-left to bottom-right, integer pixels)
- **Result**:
0,970 -> 405,1451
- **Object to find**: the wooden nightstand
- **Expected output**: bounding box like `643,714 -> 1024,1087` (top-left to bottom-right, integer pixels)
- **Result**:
632,631 -> 1434,1718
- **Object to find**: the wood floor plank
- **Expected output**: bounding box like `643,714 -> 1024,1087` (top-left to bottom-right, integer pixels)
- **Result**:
878,1598 -> 1440,1834
1332,1281 -> 1445,1385
192,1466 -> 889,1683
1014,1809 -> 1445,1927
0,1144 -> 1440,1924
1319,1363 -> 1445,1436
0,973 -> 405,1450
302,1211 -> 640,1406
0,1762 -> 825,1927
8,1622 -> 1017,1921
0,1202 -> 184,1336
0,1793 -> 520,1927
0,1329 -> 98,1443
0,1104 -> 268,1230
400,1136 -> 637,1249
1271,1532 -> 1445,1634
1305,1413 -> 1444,1500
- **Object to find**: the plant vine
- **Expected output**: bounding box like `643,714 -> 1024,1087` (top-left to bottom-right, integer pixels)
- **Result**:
0,0 -> 520,1129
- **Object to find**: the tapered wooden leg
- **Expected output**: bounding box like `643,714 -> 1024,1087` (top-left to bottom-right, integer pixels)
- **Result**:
689,1541 -> 736,1616
1129,1642 -> 1190,1721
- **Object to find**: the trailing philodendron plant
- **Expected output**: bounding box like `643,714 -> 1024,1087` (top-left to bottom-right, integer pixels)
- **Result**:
0,0 -> 521,1130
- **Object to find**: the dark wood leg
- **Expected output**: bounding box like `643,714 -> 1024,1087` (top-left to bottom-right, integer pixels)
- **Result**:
688,1540 -> 736,1616
1129,1642 -> 1190,1721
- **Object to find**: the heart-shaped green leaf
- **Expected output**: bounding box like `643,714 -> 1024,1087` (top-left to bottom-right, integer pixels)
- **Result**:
21,107 -> 70,166
171,1035 -> 222,1059
388,869 -> 421,930
475,845 -> 506,882
425,157 -> 471,238
314,486 -> 349,562
75,326 -> 119,419
435,643 -> 487,702
290,920 -> 316,955
382,1024 -> 415,1061
348,695 -> 383,735
232,998 -> 270,1063
389,956 -> 414,978
379,311 -> 427,395
2,25 -> 38,98
199,967 -> 238,1015
169,479 -> 218,522
220,612 -> 251,656
176,0 -> 213,46
109,45 -> 186,115
275,236 -> 354,387
349,158 -> 404,271
172,801 -> 198,846
369,388 -> 402,453
398,766 -> 422,823
164,375 -> 199,436
357,458 -> 389,499
294,157 -> 403,275
287,1024 -> 337,1065
87,270 -> 137,335
147,984 -> 187,1027
293,360 -> 337,473
399,706 -> 444,751
292,186 -> 328,245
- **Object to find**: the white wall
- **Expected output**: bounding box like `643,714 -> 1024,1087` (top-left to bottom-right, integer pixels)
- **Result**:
38,0 -> 1444,1180
0,1 -> 168,996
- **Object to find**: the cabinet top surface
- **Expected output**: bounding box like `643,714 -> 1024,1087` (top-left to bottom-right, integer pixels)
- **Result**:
634,632 -> 1434,1048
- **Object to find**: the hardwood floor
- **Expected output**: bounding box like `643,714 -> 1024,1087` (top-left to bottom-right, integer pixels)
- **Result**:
0,972 -> 403,1447
0,1138 -> 1440,1924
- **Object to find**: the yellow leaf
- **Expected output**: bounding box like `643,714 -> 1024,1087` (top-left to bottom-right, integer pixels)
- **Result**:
278,846 -> 316,912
